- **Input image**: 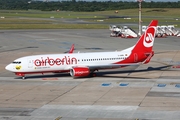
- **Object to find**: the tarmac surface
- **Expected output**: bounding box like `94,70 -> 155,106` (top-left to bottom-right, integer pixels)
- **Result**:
0,29 -> 180,120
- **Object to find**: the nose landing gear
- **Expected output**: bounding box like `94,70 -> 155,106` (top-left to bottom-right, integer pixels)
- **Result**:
22,76 -> 26,80
15,73 -> 26,80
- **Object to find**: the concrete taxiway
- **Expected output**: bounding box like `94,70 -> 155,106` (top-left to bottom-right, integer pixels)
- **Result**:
0,29 -> 180,120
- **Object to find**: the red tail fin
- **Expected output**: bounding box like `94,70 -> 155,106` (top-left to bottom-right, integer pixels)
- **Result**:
132,20 -> 158,53
114,20 -> 158,64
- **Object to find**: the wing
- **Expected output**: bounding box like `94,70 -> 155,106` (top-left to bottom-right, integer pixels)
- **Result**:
71,63 -> 141,71
88,63 -> 141,69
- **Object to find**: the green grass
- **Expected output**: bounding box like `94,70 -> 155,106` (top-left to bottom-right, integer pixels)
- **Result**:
0,24 -> 108,29
0,8 -> 179,29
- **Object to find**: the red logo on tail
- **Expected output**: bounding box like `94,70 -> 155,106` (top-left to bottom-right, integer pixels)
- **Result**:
143,27 -> 155,47
145,33 -> 153,43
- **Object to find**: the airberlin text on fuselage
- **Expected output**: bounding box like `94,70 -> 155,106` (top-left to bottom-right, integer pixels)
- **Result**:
34,56 -> 77,66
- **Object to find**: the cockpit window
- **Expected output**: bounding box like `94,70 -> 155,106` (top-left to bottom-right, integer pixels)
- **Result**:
12,61 -> 21,64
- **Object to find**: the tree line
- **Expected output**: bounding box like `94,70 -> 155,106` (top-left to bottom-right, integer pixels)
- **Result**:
0,0 -> 180,12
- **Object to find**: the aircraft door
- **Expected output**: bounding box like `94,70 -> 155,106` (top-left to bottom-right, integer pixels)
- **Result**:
134,53 -> 138,62
28,59 -> 33,68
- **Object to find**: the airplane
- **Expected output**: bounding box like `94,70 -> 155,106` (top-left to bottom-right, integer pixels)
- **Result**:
5,20 -> 158,79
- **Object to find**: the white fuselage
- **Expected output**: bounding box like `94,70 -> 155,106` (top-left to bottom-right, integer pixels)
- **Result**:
6,50 -> 132,73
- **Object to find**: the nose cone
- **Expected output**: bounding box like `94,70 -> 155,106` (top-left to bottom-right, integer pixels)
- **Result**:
5,64 -> 12,71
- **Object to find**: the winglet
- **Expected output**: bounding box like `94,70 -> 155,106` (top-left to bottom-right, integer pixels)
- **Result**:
68,44 -> 74,54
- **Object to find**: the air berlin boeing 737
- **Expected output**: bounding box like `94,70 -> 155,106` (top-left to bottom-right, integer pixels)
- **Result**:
5,20 -> 158,79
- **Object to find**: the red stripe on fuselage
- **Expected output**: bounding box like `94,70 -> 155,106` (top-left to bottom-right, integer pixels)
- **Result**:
15,70 -> 70,76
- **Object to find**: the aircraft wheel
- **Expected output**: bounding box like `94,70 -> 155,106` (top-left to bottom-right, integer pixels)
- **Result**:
93,73 -> 96,77
22,76 -> 26,80
90,73 -> 96,77
92,73 -> 97,77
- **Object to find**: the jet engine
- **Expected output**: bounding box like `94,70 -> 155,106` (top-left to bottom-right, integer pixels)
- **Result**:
70,67 -> 90,77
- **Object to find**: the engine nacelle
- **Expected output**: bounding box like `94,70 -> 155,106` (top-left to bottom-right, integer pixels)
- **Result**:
70,67 -> 90,77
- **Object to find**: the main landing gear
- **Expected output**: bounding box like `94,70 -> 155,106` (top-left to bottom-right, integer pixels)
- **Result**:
90,69 -> 98,77
89,73 -> 97,77
90,73 -> 97,77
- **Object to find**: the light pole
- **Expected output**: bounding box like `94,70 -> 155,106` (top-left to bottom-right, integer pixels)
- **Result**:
137,0 -> 143,36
